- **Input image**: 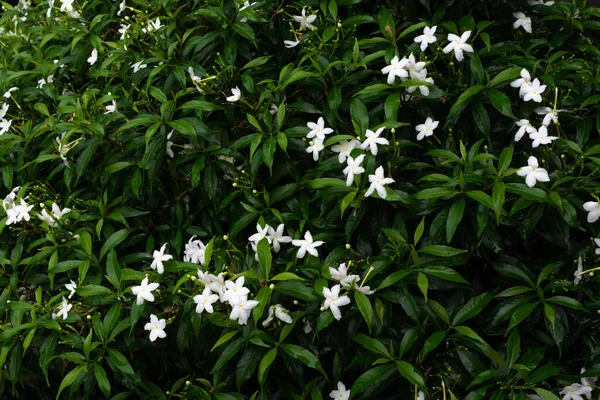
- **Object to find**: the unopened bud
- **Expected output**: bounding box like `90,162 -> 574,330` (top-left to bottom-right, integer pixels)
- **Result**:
320,306 -> 325,311
269,283 -> 275,290
191,276 -> 197,281
345,243 -> 351,249
293,300 -> 298,305
87,315 -> 91,320
186,381 -> 191,386
252,189 -> 257,194
223,235 -> 229,241
73,234 -> 80,240
308,141 -> 314,146
391,128 -> 396,134
232,182 -> 237,187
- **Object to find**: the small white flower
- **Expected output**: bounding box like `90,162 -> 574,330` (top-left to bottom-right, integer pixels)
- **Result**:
87,48 -> 98,65
580,367 -> 598,387
381,55 -> 409,85
331,140 -> 360,164
3,87 -> 18,99
0,103 -> 9,119
306,139 -> 325,161
269,104 -> 278,115
65,280 -> 77,299
193,287 -> 219,314
38,209 -> 56,226
184,235 -> 206,265
574,256 -> 584,285
131,277 -> 160,305
51,202 -> 70,220
53,296 -> 72,320
522,78 -> 546,103
329,381 -> 351,400
267,224 -> 292,253
361,127 -> 389,156
104,100 -> 117,114
151,243 -> 173,274
262,304 -> 293,326
284,40 -> 300,48
442,30 -> 474,62
248,223 -> 272,245
118,24 -> 130,40
529,125 -> 558,148
166,130 -> 174,158
322,285 -> 351,321
513,12 -> 532,33
517,156 -> 550,187
131,61 -> 147,73
514,119 -> 536,142
307,117 -> 334,141
222,276 -> 251,306
145,17 -> 162,33
117,0 -> 126,16
343,154 -> 365,186
292,231 -> 324,259
535,107 -> 565,126
144,314 -> 167,342
0,118 -> 11,135
528,0 -> 554,5
292,7 -> 317,30
414,26 -> 437,52
583,201 -> 600,223
188,67 -> 205,94
226,86 -> 241,102
417,392 -> 425,400
560,383 -> 592,400
60,0 -> 74,13
415,117 -> 439,141
365,166 -> 395,198
229,298 -> 259,325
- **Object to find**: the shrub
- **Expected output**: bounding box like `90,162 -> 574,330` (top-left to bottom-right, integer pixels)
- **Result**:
1,0 -> 600,399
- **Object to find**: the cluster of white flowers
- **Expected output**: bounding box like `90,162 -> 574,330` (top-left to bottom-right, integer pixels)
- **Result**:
511,68 -> 546,103
322,263 -> 374,320
0,102 -> 12,135
247,223 -> 325,259
329,263 -> 374,295
38,202 -> 71,227
382,53 -> 435,96
183,235 -> 207,264
3,187 -> 33,226
196,274 -> 258,325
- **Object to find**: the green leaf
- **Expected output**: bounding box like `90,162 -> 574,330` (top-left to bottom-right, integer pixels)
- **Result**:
395,360 -> 425,387
355,290 -> 374,333
505,183 -> 550,202
487,67 -> 523,88
273,281 -> 321,302
99,229 -> 129,261
533,388 -> 561,400
507,302 -> 539,333
211,338 -> 244,373
350,97 -> 368,136
94,364 -> 111,397
340,190 -> 357,218
419,245 -> 468,257
281,344 -> 326,376
453,326 -> 485,343
414,187 -> 455,199
446,85 -> 486,127
422,266 -> 469,284
486,89 -> 516,119
232,22 -> 256,43
377,269 -> 412,290
211,331 -> 239,352
446,197 -> 466,243
377,7 -> 396,41
417,272 -> 428,301
498,146 -> 514,176
257,238 -> 272,279
179,100 -> 223,112
307,178 -> 348,189
353,334 -> 390,357
414,216 -> 425,245
242,56 -> 272,70
507,329 -> 520,367
452,291 -> 494,326
270,272 -> 304,281
421,330 -> 446,360
492,181 -> 505,224
107,348 -> 134,375
258,348 -> 277,387
56,366 -> 85,400
546,296 -> 584,310
351,364 -> 396,396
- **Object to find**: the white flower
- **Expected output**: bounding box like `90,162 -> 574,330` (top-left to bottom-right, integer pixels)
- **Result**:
7,198 -> 34,225
38,209 -> 56,226
193,287 -> 219,314
144,314 -> 167,342
417,392 -> 425,400
442,31 -> 474,62
406,53 -> 427,78
151,243 -> 173,274
131,61 -> 147,73
522,78 -> 546,103
406,75 -> 434,96
37,75 -> 54,89
528,0 -> 554,5
60,0 -> 74,13
284,40 -> 300,48
118,24 -> 130,40
343,154 -> 365,186
560,383 -> 593,400
329,381 -> 351,400
535,107 -> 565,126
513,12 -> 532,33
131,277 -> 160,305
331,140 -> 360,164
222,277 -> 251,305
267,224 -> 292,253
307,117 -> 334,141
55,133 -> 71,167
51,202 -> 70,220
65,280 -> 77,299
574,256 -> 584,285
330,263 -> 348,282
269,104 -> 279,115
248,223 -> 272,245
3,87 -> 18,99
0,118 -> 11,135
517,156 -> 550,187
584,201 -> 600,223
117,0 -> 126,16
415,117 -> 439,141
322,285 -> 351,321
184,236 -> 206,265
53,297 -> 72,320
292,231 -> 324,259
0,103 -> 9,119
306,139 -> 324,161
87,48 -> 98,65
514,119 -> 537,142
529,125 -> 558,148
365,166 -> 395,198
262,304 -> 293,326
47,0 -> 55,17
105,100 -> 117,114
229,297 -> 259,325
292,7 -> 317,30
145,17 -> 162,33
226,86 -> 241,102
166,130 -> 174,158
381,55 -> 409,85
414,26 -> 437,52
361,127 -> 389,156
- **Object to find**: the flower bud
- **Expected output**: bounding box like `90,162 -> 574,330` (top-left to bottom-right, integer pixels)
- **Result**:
391,128 -> 396,134
320,306 -> 325,311
223,235 -> 229,241
232,182 -> 237,187
87,315 -> 91,320
191,276 -> 197,281
252,189 -> 257,194
337,22 -> 342,28
308,141 -> 314,146
186,381 -> 191,386
269,283 -> 275,290
345,243 -> 351,249
73,234 -> 80,240
293,300 -> 298,305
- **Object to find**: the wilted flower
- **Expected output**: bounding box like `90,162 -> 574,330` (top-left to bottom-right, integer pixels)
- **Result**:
442,30 -> 474,62
292,231 -> 324,258
322,285 -> 351,321
292,7 -> 317,30
226,86 -> 241,102
361,127 -> 389,156
513,12 -> 532,33
131,277 -> 160,305
3,87 -> 18,99
144,314 -> 167,342
415,117 -> 439,141
414,26 -> 437,52
284,40 -> 300,48
365,166 -> 395,198
517,156 -> 550,187
262,304 -> 292,326
151,243 -> 173,274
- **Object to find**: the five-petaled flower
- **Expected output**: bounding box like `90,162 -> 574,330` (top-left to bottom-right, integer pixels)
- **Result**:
510,68 -> 532,98
229,297 -> 259,325
131,60 -> 147,73
415,117 -> 439,141
361,127 -> 389,155
267,224 -> 292,253
144,314 -> 167,342
329,381 -> 351,400
331,139 -> 360,163
222,277 -> 251,305
560,383 -> 592,400
151,243 -> 173,274
517,156 -> 550,187
514,119 -> 536,142
131,277 -> 160,305
381,56 -> 409,85
365,166 -> 395,198
53,296 -> 72,320
307,117 -> 334,141
248,223 -> 272,245
306,139 -> 324,161
292,7 -> 317,30
193,287 -> 219,314
442,30 -> 474,62
535,107 -> 565,126
226,86 -> 241,102
343,154 -> 365,186
292,230 -> 324,259
513,12 -> 532,33
522,78 -> 546,103
322,285 -> 351,321
529,125 -> 558,148
583,201 -> 600,223
414,26 -> 437,52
